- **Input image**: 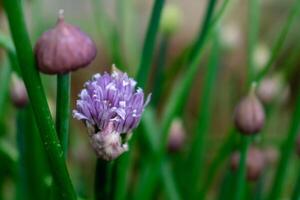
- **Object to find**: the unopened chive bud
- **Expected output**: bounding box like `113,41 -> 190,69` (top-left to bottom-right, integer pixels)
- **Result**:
10,73 -> 28,108
230,147 -> 266,181
167,118 -> 186,153
73,65 -> 151,160
35,9 -> 97,74
160,4 -> 182,35
253,43 -> 270,71
234,83 -> 265,135
220,23 -> 241,49
257,75 -> 289,104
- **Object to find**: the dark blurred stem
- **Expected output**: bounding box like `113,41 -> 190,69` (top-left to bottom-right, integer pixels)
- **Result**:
247,0 -> 260,86
234,136 -> 250,200
51,73 -> 71,199
187,32 -> 220,200
199,129 -> 236,198
0,62 -> 11,120
94,159 -> 114,200
292,164 -> 300,200
114,153 -> 132,200
268,89 -> 300,200
56,73 -> 71,158
16,107 -> 47,200
217,169 -> 234,200
136,0 -> 165,89
253,170 -> 266,200
151,34 -> 169,107
256,0 -> 300,83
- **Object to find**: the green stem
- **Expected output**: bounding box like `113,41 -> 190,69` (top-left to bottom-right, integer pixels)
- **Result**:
267,88 -> 300,200
199,129 -> 236,198
247,0 -> 260,85
160,0 -> 218,155
0,61 -> 11,120
292,166 -> 300,200
3,1 -> 76,199
187,32 -> 220,199
136,0 -> 165,88
151,35 -> 169,107
16,107 -> 48,200
234,136 -> 250,200
56,73 -> 71,157
188,0 -> 218,62
217,169 -> 235,200
94,159 -> 114,200
114,153 -> 132,200
256,0 -> 300,83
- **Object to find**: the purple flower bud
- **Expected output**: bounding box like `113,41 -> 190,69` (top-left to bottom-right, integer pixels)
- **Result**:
168,118 -> 186,153
73,69 -> 151,160
10,73 -> 29,108
34,10 -> 97,74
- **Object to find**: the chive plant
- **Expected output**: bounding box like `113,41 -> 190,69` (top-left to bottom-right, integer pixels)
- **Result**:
1,0 -> 300,199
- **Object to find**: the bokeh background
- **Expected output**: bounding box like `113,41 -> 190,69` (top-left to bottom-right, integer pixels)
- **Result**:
0,0 -> 300,199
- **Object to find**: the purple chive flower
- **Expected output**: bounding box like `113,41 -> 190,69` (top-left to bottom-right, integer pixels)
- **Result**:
73,69 -> 151,160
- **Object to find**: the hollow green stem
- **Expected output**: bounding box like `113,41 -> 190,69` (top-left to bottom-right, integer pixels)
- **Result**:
136,0 -> 165,88
133,109 -> 180,200
56,73 -> 71,158
199,129 -> 237,198
160,0 -> 218,154
234,136 -> 250,200
151,35 -> 169,107
187,32 -> 220,199
217,169 -> 235,200
188,0 -> 217,62
292,165 -> 300,200
3,1 -> 76,199
247,0 -> 260,86
16,107 -> 48,200
0,61 -> 11,120
267,88 -> 300,200
94,159 -> 114,200
256,0 -> 300,83
114,153 -> 132,200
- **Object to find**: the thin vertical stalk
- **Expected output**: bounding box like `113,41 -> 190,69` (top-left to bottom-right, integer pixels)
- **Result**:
267,89 -> 300,200
56,73 -> 71,157
16,107 -> 48,200
3,1 -> 76,199
188,0 -> 218,62
187,32 -> 220,199
256,0 -> 300,83
217,169 -> 235,200
136,0 -> 165,88
0,62 -> 11,119
199,129 -> 237,198
234,136 -> 250,200
151,35 -> 169,107
114,153 -> 132,200
94,159 -> 114,200
292,166 -> 300,200
247,0 -> 260,86
160,0 -> 218,154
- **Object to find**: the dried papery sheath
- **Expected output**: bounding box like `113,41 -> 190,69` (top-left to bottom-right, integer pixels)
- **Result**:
35,9 -> 97,74
73,68 -> 151,160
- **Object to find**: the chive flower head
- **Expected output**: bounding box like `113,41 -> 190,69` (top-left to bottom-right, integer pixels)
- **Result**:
73,67 -> 151,160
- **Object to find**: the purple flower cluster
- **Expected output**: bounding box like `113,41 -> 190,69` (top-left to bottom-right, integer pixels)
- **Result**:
73,70 -> 150,160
